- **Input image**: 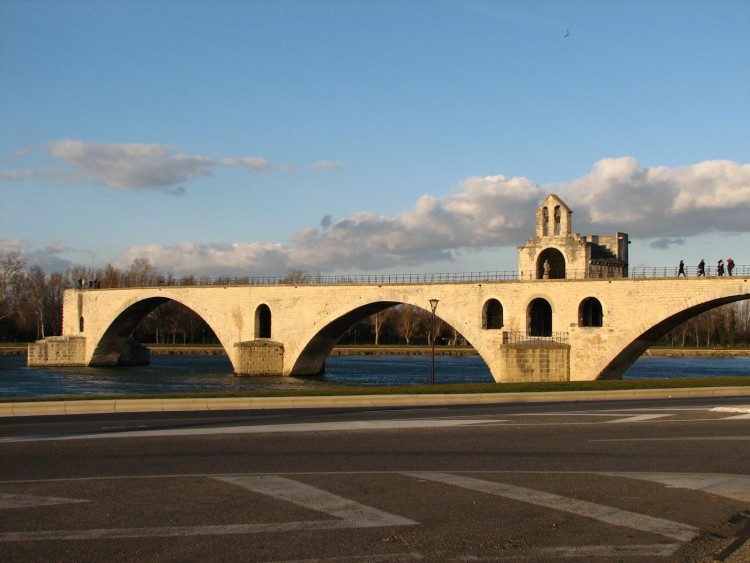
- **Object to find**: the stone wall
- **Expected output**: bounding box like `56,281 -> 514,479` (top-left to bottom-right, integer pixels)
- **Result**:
234,340 -> 284,376
28,336 -> 86,367
499,342 -> 570,383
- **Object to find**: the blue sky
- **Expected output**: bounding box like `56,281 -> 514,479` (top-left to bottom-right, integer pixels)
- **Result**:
1,0 -> 749,277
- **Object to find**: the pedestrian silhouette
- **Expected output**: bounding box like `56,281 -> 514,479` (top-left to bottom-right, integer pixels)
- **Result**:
697,259 -> 705,276
678,260 -> 686,277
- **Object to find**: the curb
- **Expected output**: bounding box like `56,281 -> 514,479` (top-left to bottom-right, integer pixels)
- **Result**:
2,386 -> 750,417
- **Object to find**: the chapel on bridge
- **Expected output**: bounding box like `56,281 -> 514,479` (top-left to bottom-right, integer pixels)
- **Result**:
517,194 -> 629,279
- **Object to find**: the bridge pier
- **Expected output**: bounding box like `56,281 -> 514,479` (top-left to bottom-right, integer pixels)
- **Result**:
233,340 -> 285,376
497,341 -> 571,383
28,336 -> 87,367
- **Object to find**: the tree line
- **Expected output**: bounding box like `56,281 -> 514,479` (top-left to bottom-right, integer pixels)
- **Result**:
1,252 -> 749,348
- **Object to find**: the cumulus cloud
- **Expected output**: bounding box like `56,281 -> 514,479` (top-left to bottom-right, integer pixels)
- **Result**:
16,156 -> 750,276
49,139 -> 213,191
566,157 -> 750,237
221,156 -> 273,172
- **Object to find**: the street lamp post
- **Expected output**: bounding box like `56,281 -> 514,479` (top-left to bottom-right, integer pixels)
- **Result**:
429,299 -> 439,385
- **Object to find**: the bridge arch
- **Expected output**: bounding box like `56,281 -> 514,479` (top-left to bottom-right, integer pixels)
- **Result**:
87,291 -> 230,367
289,300 -> 401,376
595,286 -> 750,379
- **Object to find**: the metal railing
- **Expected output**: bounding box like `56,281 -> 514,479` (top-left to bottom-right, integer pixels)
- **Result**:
502,331 -> 570,345
74,264 -> 748,289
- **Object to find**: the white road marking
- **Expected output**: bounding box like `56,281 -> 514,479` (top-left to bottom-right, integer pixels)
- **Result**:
711,406 -> 750,414
214,475 -> 415,527
533,543 -> 681,558
403,472 -> 698,542
0,493 -> 88,509
604,414 -> 673,423
721,413 -> 750,419
0,475 -> 416,542
600,472 -> 750,502
593,436 -> 750,442
0,418 -> 501,443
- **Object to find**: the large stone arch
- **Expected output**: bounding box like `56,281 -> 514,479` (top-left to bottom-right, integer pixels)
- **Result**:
287,296 -> 488,377
88,292 -> 230,368
595,288 -> 750,379
289,301 -> 401,376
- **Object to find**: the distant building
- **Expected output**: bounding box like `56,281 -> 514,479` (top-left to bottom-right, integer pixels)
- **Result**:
517,194 -> 629,279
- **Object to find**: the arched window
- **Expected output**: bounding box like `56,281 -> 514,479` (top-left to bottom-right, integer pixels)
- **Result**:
528,298 -> 552,337
580,297 -> 603,327
482,299 -> 503,329
255,304 -> 272,338
537,248 -> 566,279
554,205 -> 561,235
542,207 -> 549,236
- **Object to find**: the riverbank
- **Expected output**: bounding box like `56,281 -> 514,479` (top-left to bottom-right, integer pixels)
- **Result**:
2,343 -> 749,357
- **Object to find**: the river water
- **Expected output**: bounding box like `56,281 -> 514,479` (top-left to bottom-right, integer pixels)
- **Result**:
1,354 -> 750,399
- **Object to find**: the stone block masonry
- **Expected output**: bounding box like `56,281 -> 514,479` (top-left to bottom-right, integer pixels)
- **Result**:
28,336 -> 86,367
234,340 -> 284,376
500,342 -> 570,383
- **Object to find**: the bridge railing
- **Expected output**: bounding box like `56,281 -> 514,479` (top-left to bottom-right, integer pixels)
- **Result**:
502,331 -> 570,345
73,264 -> 748,289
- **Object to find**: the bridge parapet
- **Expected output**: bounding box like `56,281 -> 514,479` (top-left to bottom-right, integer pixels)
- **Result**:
69,265 -> 749,289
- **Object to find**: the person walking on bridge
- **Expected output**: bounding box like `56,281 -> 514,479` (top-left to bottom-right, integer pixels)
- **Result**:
718,259 -> 725,276
728,258 -> 735,276
697,259 -> 705,276
678,260 -> 686,277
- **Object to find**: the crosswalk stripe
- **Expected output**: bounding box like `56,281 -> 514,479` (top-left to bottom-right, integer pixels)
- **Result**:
403,472 -> 698,542
214,475 -> 416,527
600,472 -> 750,502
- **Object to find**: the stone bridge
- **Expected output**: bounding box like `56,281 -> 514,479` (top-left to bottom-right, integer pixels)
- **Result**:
28,276 -> 750,382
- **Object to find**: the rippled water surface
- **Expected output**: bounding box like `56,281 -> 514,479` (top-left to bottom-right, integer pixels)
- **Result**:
1,354 -> 749,399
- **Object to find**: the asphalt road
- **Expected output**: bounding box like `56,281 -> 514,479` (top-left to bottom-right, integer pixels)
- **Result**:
1,396 -> 749,562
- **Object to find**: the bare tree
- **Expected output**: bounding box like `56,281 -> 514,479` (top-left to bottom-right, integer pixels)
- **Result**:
369,308 -> 393,346
395,305 -> 421,345
0,252 -> 25,321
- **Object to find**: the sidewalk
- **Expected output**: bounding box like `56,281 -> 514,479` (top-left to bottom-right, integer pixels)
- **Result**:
3,385 -> 750,417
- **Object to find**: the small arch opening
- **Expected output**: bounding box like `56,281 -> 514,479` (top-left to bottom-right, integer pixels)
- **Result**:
79,316 -> 84,333
255,304 -> 272,338
580,297 -> 603,327
482,299 -> 504,329
528,298 -> 552,337
537,248 -> 566,279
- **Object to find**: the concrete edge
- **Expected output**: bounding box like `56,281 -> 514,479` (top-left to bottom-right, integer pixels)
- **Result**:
1,386 -> 750,417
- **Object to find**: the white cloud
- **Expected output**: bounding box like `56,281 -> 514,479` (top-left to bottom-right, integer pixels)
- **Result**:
48,139 -> 213,191
14,156 -> 750,276
565,157 -> 750,237
222,156 -> 273,172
